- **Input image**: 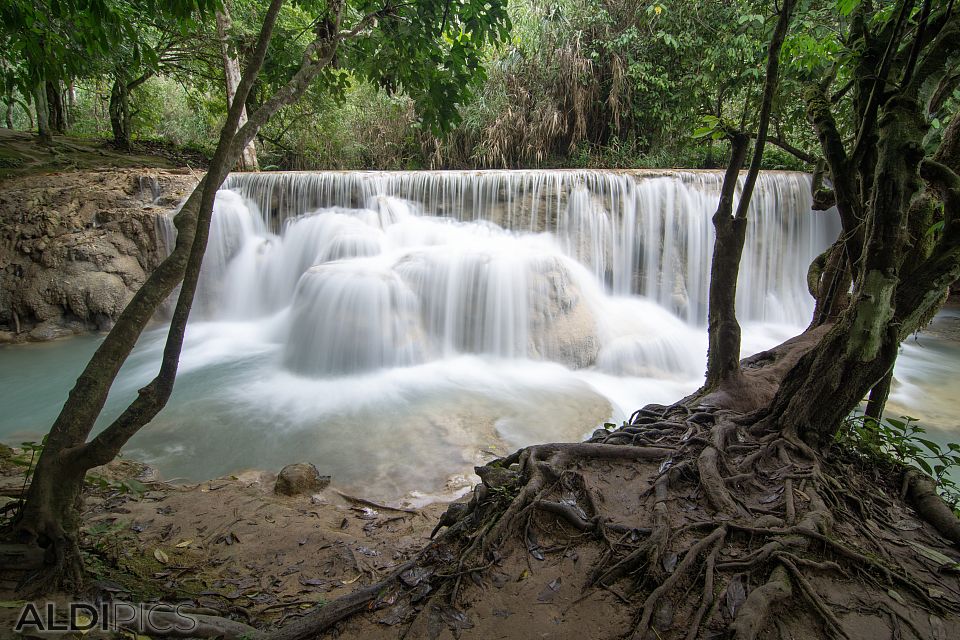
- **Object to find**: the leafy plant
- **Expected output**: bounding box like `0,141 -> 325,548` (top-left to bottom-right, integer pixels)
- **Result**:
837,413 -> 960,511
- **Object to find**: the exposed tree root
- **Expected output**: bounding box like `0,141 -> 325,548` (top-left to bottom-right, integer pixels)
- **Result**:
111,604 -> 260,639
902,468 -> 960,544
146,401 -> 957,640
728,565 -> 791,640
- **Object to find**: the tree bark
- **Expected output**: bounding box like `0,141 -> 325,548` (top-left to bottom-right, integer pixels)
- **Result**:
110,73 -> 151,150
766,93 -> 946,448
15,0 -> 346,592
864,367 -> 893,422
703,0 -> 794,389
32,82 -> 51,143
705,134 -> 750,389
217,6 -> 259,171
46,81 -> 65,134
109,76 -> 132,149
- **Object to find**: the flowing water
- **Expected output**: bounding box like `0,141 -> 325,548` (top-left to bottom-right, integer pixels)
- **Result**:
1,170 -> 956,502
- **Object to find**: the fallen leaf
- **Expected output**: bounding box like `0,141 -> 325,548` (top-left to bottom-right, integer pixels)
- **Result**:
653,598 -> 674,631
299,577 -> 326,587
887,589 -> 906,606
410,583 -> 432,603
537,577 -> 562,603
438,605 -> 473,630
905,541 -> 960,571
661,552 -> 678,574
400,567 -> 432,588
175,540 -> 193,548
893,519 -> 921,531
725,576 -> 747,617
153,549 -> 169,564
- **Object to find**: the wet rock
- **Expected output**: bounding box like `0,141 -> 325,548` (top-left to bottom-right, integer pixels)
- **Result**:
528,257 -> 600,368
274,463 -> 331,496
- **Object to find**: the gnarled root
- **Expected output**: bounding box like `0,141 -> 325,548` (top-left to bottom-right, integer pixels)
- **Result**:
902,468 -> 960,544
729,565 -> 792,640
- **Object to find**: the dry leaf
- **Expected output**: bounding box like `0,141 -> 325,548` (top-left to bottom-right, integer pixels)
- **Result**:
153,548 -> 169,564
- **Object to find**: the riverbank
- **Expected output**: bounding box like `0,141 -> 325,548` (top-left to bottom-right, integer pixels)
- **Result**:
0,445 -> 452,634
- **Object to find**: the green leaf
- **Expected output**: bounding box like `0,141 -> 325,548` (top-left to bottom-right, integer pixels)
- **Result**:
837,0 -> 861,16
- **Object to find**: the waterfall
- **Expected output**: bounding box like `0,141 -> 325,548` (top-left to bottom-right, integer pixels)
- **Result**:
197,170 -> 839,378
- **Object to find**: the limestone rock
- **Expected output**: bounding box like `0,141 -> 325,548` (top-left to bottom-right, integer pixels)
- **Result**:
528,256 -> 600,369
0,169 -> 198,341
274,463 -> 331,496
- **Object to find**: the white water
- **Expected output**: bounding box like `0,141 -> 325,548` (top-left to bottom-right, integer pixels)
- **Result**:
2,170 -> 869,500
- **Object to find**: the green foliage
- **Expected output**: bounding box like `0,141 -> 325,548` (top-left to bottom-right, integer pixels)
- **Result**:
838,414 -> 960,511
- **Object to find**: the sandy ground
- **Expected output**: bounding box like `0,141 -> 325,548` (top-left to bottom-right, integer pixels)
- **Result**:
0,453 -> 451,635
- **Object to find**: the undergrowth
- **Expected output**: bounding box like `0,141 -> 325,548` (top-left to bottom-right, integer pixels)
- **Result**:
837,413 -> 960,513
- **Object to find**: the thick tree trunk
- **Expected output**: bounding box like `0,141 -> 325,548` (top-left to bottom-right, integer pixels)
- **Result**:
14,459 -> 87,594
217,6 -> 259,171
766,95 -> 932,446
46,81 -> 65,134
109,76 -> 132,150
32,82 -> 51,143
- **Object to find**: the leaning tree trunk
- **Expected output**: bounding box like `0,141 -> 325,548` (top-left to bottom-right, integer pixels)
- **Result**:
217,5 -> 259,171
765,87 -> 951,446
15,0 -> 346,593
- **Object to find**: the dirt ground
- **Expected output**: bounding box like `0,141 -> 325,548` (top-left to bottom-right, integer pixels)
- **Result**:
0,129 -> 207,180
0,452 -> 451,637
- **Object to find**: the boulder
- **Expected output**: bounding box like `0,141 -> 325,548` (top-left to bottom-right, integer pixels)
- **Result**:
274,463 -> 331,496
528,256 -> 600,369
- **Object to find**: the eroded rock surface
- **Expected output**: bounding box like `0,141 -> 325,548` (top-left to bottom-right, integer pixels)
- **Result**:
0,169 -> 198,342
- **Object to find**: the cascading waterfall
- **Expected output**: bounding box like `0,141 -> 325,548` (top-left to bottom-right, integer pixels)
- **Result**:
0,169 -> 849,498
8,169 -> 960,500
202,170 -> 838,379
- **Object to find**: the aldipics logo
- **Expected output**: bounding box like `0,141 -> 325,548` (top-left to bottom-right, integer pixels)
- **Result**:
14,602 -> 200,634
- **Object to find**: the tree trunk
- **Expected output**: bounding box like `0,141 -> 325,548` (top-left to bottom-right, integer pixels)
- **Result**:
765,96 -> 935,447
66,80 -> 76,128
217,6 -> 259,171
864,367 -> 893,422
15,0 -> 330,592
46,81 -> 65,134
32,82 -> 51,143
703,0 -> 794,390
109,76 -> 132,150
705,134 -> 750,389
